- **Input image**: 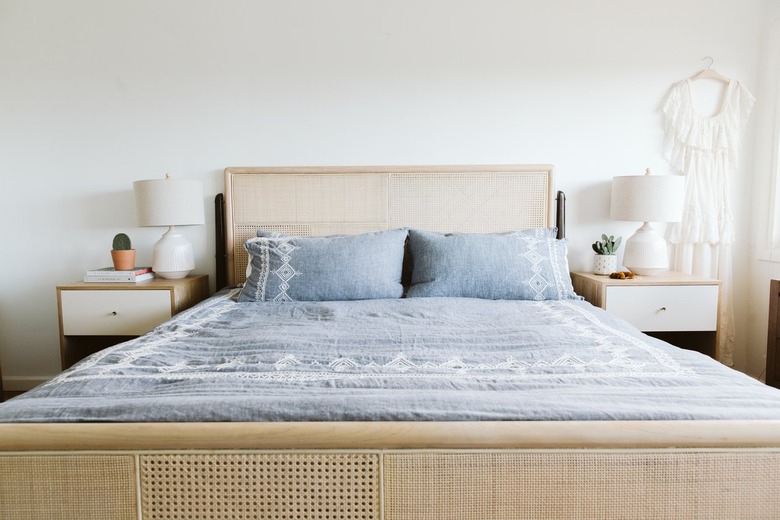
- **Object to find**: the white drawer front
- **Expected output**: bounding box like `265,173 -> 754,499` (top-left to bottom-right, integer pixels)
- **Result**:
605,285 -> 718,332
61,290 -> 172,335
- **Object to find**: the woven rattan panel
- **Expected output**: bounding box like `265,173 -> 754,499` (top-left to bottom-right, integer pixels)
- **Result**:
0,454 -> 137,520
140,452 -> 380,520
231,173 -> 388,225
384,450 -> 780,520
388,171 -> 549,232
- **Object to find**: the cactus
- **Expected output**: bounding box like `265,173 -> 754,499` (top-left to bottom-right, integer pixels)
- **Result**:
592,234 -> 621,255
112,233 -> 132,251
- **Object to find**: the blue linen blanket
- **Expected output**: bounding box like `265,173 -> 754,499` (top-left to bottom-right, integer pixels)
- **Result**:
2,289 -> 780,422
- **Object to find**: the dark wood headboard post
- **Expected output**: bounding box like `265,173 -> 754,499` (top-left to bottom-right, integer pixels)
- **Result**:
215,193 -> 227,290
556,190 -> 566,240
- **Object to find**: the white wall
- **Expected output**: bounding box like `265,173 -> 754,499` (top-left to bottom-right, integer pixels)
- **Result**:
0,0 -> 769,387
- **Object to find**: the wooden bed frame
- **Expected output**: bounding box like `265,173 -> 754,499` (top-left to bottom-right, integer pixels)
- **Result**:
2,165 -> 780,519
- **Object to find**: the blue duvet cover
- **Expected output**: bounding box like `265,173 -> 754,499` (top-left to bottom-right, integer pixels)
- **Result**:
2,289 -> 780,422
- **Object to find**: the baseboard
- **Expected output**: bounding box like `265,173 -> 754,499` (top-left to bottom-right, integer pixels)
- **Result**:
2,376 -> 51,392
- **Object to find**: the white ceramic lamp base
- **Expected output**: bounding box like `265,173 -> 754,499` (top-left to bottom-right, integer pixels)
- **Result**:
622,222 -> 669,276
152,226 -> 194,279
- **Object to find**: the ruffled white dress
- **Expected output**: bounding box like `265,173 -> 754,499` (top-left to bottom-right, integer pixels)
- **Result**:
660,78 -> 754,366
662,79 -> 755,245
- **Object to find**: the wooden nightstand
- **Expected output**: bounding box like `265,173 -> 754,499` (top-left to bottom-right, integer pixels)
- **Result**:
571,271 -> 720,360
56,275 -> 209,369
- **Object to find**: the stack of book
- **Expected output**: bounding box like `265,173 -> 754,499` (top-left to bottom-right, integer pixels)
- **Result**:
83,267 -> 155,283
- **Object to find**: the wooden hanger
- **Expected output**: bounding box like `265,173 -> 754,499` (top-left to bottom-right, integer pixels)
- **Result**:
690,56 -> 730,82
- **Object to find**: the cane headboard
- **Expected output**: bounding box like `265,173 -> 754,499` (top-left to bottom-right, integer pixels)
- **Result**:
221,165 -> 558,287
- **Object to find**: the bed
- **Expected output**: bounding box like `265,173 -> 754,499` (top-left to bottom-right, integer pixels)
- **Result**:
2,164 -> 780,520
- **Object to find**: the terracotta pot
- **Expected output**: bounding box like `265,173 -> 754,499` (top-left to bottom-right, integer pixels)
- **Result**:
111,249 -> 137,271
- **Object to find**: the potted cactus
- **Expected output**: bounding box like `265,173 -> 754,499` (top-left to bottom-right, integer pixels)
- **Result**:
592,234 -> 621,275
110,233 -> 137,270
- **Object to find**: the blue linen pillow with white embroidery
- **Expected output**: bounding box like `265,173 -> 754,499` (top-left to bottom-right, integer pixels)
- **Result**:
238,229 -> 408,302
405,228 -> 579,300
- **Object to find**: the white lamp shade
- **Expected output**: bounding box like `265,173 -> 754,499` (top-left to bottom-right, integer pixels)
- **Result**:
133,176 -> 205,279
133,178 -> 205,227
610,173 -> 685,223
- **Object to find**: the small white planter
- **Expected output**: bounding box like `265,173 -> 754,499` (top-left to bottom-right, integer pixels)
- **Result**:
593,254 -> 617,275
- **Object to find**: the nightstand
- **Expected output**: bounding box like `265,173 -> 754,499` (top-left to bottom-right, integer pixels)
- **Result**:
56,275 -> 209,369
571,271 -> 720,360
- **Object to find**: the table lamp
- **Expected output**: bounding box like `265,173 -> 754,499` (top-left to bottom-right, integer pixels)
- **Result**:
133,174 -> 205,279
609,169 -> 685,276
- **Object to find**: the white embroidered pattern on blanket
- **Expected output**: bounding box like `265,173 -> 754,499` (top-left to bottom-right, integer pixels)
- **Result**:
48,297 -> 694,385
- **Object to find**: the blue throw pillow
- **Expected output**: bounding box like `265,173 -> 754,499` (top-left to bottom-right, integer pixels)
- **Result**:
238,229 -> 408,302
406,228 -> 578,300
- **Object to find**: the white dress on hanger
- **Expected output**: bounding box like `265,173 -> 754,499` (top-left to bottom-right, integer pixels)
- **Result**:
660,78 -> 754,366
662,79 -> 755,245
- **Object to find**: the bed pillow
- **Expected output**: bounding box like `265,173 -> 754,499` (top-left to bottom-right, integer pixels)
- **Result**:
238,229 -> 408,302
256,228 -> 416,293
406,228 -> 578,300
